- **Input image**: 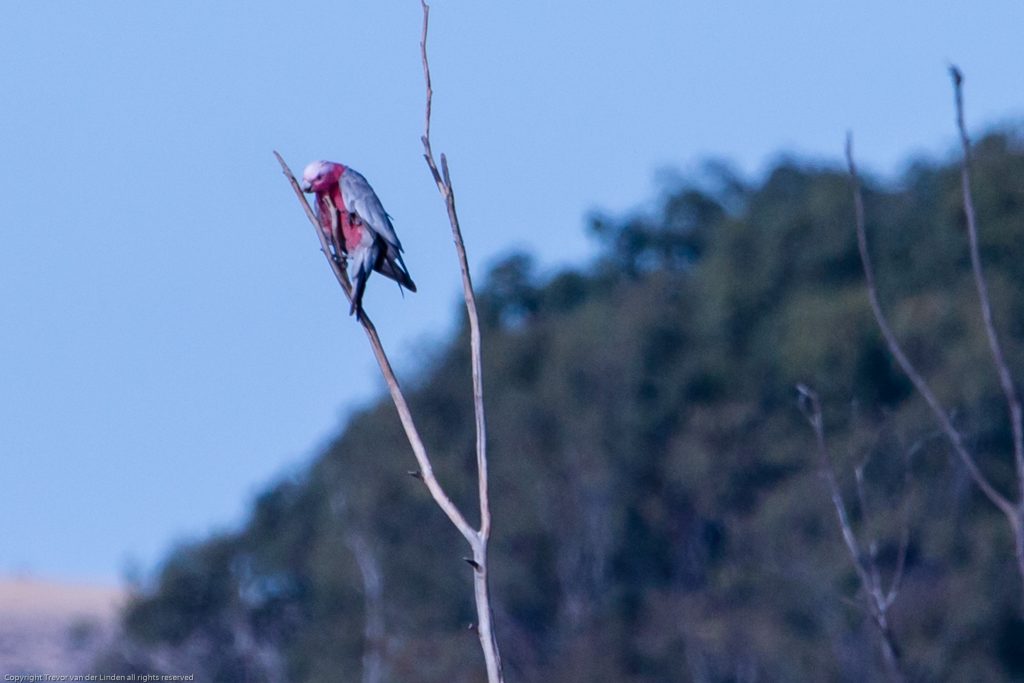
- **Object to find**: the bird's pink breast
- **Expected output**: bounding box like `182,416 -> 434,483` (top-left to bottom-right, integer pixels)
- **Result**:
342,216 -> 364,251
329,185 -> 363,251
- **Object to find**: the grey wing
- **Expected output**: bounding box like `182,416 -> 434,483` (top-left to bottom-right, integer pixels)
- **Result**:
340,169 -> 403,252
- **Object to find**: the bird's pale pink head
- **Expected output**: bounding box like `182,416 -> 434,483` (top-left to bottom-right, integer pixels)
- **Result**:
301,160 -> 345,193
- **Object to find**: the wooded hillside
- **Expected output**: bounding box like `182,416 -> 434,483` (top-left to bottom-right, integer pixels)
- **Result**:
103,133 -> 1024,682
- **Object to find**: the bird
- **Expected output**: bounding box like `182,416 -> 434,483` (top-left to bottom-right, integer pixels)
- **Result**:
301,160 -> 416,321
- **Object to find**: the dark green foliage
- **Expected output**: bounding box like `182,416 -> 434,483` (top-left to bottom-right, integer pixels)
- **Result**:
111,133 -> 1024,681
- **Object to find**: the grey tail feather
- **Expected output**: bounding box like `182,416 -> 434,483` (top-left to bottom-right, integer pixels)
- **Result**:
376,250 -> 417,293
350,287 -> 366,321
350,262 -> 372,322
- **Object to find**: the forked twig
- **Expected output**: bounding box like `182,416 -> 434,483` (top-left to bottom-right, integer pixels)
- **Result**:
419,2 -> 503,680
848,65 -> 1024,594
846,136 -> 1016,521
419,1 -> 491,543
273,3 -> 504,678
797,385 -> 905,682
273,151 -> 477,545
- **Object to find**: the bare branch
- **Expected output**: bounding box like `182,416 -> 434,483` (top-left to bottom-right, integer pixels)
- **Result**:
797,386 -> 873,592
885,450 -> 913,610
853,462 -> 884,597
797,385 -> 905,682
885,519 -> 910,612
845,136 -> 1016,520
882,431 -> 929,609
419,7 -> 490,540
949,66 -> 1024,499
419,2 -> 445,196
331,492 -> 386,683
420,2 -> 433,158
419,3 -> 503,679
273,151 -> 477,546
853,462 -> 873,555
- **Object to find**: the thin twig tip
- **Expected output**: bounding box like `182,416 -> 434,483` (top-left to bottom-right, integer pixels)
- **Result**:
949,64 -> 963,87
845,132 -> 856,168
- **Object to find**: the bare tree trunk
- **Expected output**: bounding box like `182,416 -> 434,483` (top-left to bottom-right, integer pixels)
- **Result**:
345,530 -> 386,683
330,491 -> 387,683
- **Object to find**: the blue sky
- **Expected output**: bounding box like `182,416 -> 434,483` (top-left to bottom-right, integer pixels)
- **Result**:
1,2 -> 1022,584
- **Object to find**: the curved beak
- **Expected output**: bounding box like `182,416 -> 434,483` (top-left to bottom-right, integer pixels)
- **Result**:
300,180 -> 313,193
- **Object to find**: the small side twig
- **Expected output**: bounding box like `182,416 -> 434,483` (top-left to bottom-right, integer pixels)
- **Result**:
884,478 -> 911,611
797,385 -> 905,682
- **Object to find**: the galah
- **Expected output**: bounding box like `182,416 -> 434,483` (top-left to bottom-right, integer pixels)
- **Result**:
301,160 -> 416,320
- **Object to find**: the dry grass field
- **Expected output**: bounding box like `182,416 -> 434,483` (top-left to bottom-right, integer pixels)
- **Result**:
0,576 -> 123,675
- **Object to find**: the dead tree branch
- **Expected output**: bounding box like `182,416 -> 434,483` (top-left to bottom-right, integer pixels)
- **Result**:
797,385 -> 905,682
331,492 -> 386,683
273,151 -> 478,546
846,137 -> 1016,519
419,2 -> 503,680
273,4 -> 504,677
419,1 -> 490,543
848,65 -> 1024,592
950,67 -> 1024,502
